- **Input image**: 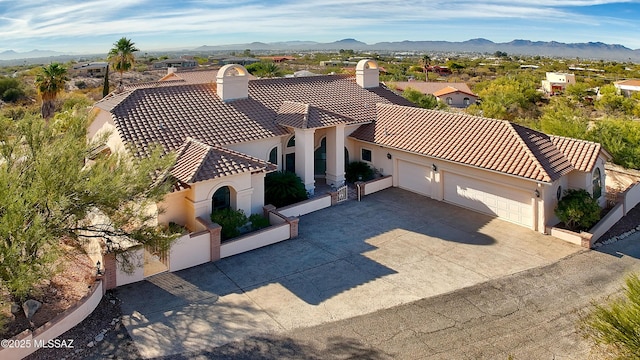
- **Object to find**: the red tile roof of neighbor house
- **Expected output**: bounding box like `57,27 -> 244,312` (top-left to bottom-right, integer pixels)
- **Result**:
349,104 -> 599,183
389,82 -> 476,96
95,75 -> 413,158
615,79 -> 640,87
171,137 -> 276,184
431,86 -> 477,98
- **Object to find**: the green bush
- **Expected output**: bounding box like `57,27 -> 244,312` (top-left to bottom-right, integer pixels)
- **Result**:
582,273 -> 640,359
249,214 -> 270,231
265,171 -> 308,208
210,208 -> 247,240
555,189 -> 601,231
345,161 -> 374,183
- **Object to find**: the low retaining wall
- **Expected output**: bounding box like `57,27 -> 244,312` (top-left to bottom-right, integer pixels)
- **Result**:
220,223 -> 291,258
549,202 -> 626,248
169,232 -> 211,272
277,194 -> 332,217
623,182 -> 640,214
0,280 -> 103,360
362,175 -> 393,195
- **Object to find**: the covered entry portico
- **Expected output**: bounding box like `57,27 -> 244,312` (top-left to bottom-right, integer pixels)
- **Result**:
277,101 -> 350,195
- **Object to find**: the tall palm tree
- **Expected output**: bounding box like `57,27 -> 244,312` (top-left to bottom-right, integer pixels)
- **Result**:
34,63 -> 68,120
422,55 -> 431,81
107,37 -> 139,87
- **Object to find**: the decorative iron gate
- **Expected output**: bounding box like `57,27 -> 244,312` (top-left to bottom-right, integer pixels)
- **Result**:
336,184 -> 349,203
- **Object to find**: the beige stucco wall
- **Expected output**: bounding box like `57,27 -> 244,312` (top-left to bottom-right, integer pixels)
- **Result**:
437,92 -> 477,108
88,109 -> 127,154
227,137 -> 285,170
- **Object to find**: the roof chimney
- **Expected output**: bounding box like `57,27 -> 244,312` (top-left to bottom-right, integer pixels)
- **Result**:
167,66 -> 177,75
216,64 -> 249,102
356,59 -> 379,89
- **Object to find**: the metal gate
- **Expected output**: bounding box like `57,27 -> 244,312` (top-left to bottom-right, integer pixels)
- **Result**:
336,184 -> 349,203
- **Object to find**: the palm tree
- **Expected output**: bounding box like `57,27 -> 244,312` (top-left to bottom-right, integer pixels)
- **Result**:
34,63 -> 68,120
107,37 -> 139,87
422,55 -> 431,81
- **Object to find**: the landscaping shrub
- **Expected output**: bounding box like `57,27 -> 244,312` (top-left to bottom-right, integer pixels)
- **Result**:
265,171 -> 308,208
210,208 -> 247,240
345,161 -> 374,183
555,189 -> 601,231
248,214 -> 270,231
582,273 -> 640,359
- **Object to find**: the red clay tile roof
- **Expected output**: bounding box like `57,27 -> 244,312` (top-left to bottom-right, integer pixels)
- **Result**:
171,137 -> 276,184
615,79 -> 640,87
432,86 -> 478,98
550,135 -> 608,172
350,104 -> 577,182
276,101 -> 354,129
390,82 -> 475,96
97,75 -> 413,158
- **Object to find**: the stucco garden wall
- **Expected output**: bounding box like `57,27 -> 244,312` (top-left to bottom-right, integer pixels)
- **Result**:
169,232 -> 211,272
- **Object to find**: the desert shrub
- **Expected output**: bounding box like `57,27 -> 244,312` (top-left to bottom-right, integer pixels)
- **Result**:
555,189 -> 601,231
210,208 -> 247,240
345,161 -> 374,183
248,214 -> 270,231
265,171 -> 308,208
582,273 -> 640,359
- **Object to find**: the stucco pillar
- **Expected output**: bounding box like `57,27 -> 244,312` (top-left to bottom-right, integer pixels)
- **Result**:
294,128 -> 316,195
236,188 -> 254,216
325,124 -> 346,186
185,198 -> 210,231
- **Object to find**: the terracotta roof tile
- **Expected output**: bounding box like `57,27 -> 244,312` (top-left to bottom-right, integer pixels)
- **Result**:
350,104 -> 577,182
615,79 -> 640,87
550,135 -> 606,172
432,86 -> 478,98
105,75 -> 413,158
389,82 -> 475,96
172,137 -> 276,184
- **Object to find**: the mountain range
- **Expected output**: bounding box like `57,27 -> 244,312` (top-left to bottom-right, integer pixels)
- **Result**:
2,38 -> 640,62
195,38 -> 640,62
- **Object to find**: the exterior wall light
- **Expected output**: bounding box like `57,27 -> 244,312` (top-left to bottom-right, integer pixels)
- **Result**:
432,164 -> 438,172
386,153 -> 392,159
534,189 -> 540,198
96,261 -> 103,276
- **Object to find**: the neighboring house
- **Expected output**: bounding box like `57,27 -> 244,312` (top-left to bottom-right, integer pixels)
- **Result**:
425,65 -> 452,76
542,72 -> 576,95
614,79 -> 640,98
90,59 -> 609,240
152,58 -> 198,70
390,81 -> 478,108
218,57 -> 261,66
72,62 -> 108,77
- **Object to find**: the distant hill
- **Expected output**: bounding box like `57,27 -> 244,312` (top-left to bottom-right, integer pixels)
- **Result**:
194,38 -> 640,61
3,39 -> 640,63
0,49 -> 65,61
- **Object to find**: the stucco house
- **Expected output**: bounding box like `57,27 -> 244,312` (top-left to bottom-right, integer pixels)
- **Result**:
89,59 -> 609,237
614,79 -> 640,98
542,72 -> 576,95
389,81 -> 478,108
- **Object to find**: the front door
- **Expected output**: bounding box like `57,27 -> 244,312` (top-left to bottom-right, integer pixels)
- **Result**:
285,153 -> 295,173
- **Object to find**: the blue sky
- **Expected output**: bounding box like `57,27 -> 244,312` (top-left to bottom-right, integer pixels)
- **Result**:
1,0 -> 639,54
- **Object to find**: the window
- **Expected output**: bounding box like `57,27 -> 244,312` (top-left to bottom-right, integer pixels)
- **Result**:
268,147 -> 278,164
212,186 -> 231,211
557,186 -> 562,200
287,136 -> 295,147
592,168 -> 602,199
361,148 -> 372,162
446,97 -> 453,105
463,97 -> 470,106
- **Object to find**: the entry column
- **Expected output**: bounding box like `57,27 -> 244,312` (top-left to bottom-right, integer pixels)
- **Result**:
294,128 -> 316,195
325,124 -> 345,187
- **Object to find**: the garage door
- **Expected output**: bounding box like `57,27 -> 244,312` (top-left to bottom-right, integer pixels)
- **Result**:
443,172 -> 533,228
397,160 -> 432,197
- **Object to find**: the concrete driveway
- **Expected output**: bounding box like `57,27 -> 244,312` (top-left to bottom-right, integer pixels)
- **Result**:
116,188 -> 581,358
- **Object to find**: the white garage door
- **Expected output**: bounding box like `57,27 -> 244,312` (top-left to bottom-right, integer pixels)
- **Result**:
443,172 -> 533,228
397,160 -> 432,197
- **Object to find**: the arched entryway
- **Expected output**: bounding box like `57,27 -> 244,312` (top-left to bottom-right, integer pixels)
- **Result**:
285,136 -> 295,173
212,186 -> 231,211
314,137 -> 327,176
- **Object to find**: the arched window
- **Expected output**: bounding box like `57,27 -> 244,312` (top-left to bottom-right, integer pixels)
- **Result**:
287,136 -> 295,147
268,147 -> 278,164
463,97 -> 470,106
446,97 -> 453,105
212,186 -> 231,212
592,168 -> 602,199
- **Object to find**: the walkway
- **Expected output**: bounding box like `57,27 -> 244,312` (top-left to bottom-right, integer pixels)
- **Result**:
116,188 -> 582,358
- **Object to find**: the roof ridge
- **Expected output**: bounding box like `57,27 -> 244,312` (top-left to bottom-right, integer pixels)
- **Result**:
548,134 -> 599,145
182,137 -> 212,183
